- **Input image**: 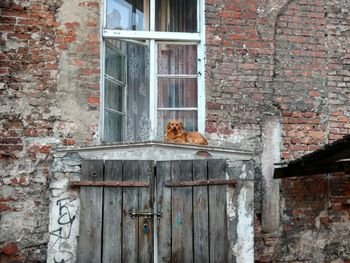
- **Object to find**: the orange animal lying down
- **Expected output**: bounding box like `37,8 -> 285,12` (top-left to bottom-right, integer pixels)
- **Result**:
164,119 -> 208,145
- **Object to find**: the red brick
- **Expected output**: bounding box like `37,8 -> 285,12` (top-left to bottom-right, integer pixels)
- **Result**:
81,69 -> 100,75
65,22 -> 80,29
1,10 -> 28,18
87,97 -> 99,105
10,176 -> 28,185
63,138 -> 76,145
28,145 -> 51,153
0,144 -> 23,152
1,243 -> 19,255
79,2 -> 99,8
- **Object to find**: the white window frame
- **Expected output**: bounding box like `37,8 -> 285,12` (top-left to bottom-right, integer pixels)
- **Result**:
99,0 -> 205,142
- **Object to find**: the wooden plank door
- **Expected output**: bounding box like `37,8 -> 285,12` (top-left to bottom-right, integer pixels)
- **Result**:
78,159 -> 231,262
78,160 -> 153,263
156,159 -> 231,262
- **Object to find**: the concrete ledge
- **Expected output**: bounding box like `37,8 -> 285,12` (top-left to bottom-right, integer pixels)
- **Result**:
56,141 -> 253,161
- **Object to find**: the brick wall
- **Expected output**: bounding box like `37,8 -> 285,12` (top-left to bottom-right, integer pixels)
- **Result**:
0,0 -> 99,261
205,0 -> 274,146
274,0 -> 328,160
326,0 -> 350,142
279,174 -> 350,262
252,0 -> 350,261
204,0 -> 350,262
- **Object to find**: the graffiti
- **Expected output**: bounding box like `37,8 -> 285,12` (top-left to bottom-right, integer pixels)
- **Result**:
49,197 -> 77,263
52,251 -> 73,263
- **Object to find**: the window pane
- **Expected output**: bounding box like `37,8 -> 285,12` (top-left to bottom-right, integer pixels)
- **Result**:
104,111 -> 124,142
158,44 -> 197,75
106,0 -> 149,30
155,0 -> 197,32
158,78 -> 197,108
104,39 -> 151,143
105,41 -> 126,82
126,42 -> 151,142
105,78 -> 124,112
157,110 -> 197,139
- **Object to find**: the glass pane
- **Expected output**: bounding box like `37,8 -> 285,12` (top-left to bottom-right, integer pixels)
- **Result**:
105,41 -> 125,82
105,78 -> 124,112
104,111 -> 123,142
158,78 -> 197,108
106,0 -> 148,30
158,44 -> 197,75
155,0 -> 197,32
126,42 -> 151,142
157,110 -> 197,139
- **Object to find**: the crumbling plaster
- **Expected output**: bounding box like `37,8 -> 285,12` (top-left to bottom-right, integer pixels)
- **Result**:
55,0 -> 100,145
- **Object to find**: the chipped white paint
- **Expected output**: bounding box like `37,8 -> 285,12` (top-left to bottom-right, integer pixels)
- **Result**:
226,171 -> 236,219
262,116 -> 281,233
47,194 -> 80,263
206,128 -> 261,152
240,163 -> 247,180
232,183 -> 254,263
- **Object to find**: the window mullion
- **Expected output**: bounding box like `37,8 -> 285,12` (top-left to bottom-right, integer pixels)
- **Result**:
198,0 -> 205,134
157,108 -> 198,111
103,30 -> 201,41
150,0 -> 155,31
105,74 -> 125,86
123,52 -> 128,141
149,39 -> 157,140
157,74 -> 198,79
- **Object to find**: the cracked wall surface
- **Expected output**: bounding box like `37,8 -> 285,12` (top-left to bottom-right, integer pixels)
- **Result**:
0,0 -> 99,262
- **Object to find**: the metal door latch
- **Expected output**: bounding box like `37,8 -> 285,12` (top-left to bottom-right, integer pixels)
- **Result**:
129,209 -> 162,219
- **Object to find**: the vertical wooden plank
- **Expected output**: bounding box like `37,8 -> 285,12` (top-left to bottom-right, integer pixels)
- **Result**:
138,161 -> 153,263
208,159 -> 228,262
171,160 -> 193,262
102,160 -> 123,262
122,160 -> 139,262
78,160 -> 104,263
156,161 -> 172,263
193,160 -> 209,263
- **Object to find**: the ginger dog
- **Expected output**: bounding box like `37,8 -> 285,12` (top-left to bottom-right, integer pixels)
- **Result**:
164,119 -> 208,145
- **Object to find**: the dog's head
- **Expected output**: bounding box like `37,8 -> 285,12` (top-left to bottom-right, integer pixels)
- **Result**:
166,119 -> 184,135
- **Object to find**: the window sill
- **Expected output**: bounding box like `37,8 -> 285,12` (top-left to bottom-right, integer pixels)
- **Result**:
56,141 -> 253,161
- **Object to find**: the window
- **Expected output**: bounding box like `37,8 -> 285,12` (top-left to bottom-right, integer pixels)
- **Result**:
101,0 -> 205,142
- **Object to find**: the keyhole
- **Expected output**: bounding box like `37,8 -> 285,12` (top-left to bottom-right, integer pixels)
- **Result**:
143,223 -> 149,234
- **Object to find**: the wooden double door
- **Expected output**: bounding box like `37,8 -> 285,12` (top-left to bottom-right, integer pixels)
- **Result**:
78,159 -> 235,263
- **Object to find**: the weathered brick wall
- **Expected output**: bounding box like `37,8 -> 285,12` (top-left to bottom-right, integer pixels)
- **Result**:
275,0 -> 328,160
205,0 -> 350,262
0,0 -> 99,261
279,173 -> 350,262
326,0 -> 350,142
251,0 -> 350,261
205,0 -> 275,148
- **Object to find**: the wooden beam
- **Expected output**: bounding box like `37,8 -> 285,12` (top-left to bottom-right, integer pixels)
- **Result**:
274,160 -> 350,179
